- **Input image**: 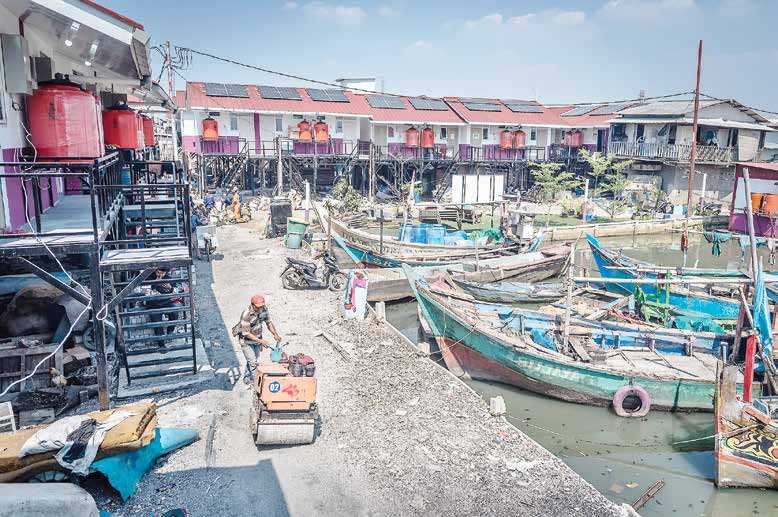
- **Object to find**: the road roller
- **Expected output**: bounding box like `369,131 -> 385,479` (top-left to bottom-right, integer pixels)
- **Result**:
249,360 -> 319,446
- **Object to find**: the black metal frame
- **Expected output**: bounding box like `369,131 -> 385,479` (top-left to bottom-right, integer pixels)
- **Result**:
0,152 -> 196,407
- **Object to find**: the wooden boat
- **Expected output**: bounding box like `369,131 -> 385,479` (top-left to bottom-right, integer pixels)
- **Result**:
585,233 -> 778,302
449,278 -> 565,304
406,266 -> 756,412
364,244 -> 570,302
715,364 -> 778,488
440,280 -> 731,357
316,203 -> 520,267
586,234 -> 741,321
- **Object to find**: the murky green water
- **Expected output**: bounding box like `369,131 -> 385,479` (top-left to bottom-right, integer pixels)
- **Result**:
384,234 -> 778,517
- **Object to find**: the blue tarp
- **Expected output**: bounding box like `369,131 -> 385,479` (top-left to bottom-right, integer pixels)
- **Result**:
753,265 -> 773,373
91,428 -> 199,501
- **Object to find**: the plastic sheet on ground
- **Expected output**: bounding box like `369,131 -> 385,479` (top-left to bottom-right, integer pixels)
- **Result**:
91,427 -> 199,501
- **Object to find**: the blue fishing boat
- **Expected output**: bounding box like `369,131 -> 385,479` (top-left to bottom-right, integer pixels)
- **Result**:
586,234 -> 741,321
404,265 -> 756,413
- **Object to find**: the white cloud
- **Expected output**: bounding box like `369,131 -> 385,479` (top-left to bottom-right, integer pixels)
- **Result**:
303,2 -> 367,26
464,13 -> 503,30
408,39 -> 431,50
283,1 -> 298,10
468,9 -> 586,30
378,5 -> 397,17
599,0 -> 696,23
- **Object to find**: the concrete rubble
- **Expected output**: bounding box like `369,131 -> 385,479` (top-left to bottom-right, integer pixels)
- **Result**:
83,221 -> 629,516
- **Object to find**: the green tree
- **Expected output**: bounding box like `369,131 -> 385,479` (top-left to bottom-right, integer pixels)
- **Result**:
529,162 -> 581,202
577,148 -> 633,196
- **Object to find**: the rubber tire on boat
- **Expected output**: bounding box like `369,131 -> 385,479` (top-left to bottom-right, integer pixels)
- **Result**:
612,385 -> 651,418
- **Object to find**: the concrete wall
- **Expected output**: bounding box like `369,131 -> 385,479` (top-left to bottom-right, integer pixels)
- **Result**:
629,163 -> 735,205
737,129 -> 760,161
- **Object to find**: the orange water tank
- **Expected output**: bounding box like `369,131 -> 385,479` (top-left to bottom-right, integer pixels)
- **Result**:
202,117 -> 219,141
499,130 -> 513,150
314,121 -> 329,142
763,194 -> 778,215
103,103 -> 141,149
405,126 -> 420,147
27,74 -> 103,158
513,130 -> 526,148
751,193 -> 765,212
421,127 -> 435,149
564,130 -> 583,147
297,120 -> 312,141
141,115 -> 155,147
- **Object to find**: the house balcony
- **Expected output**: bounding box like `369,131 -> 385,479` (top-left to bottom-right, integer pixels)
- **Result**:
608,141 -> 735,165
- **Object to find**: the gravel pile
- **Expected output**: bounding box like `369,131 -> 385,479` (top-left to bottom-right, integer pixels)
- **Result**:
87,222 -> 626,516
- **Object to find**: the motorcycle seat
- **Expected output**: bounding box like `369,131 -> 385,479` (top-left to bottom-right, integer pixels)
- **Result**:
287,257 -> 316,270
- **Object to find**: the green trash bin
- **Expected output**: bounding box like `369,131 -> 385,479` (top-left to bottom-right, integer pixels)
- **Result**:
287,217 -> 310,235
286,232 -> 303,249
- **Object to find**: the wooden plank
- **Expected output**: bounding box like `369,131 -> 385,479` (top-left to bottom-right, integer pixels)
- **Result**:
568,337 -> 592,362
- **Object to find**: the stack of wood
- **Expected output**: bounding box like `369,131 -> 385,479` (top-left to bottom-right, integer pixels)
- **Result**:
0,400 -> 157,482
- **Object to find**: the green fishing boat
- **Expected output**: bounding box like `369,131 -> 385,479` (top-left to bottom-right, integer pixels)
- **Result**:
405,266 -> 757,414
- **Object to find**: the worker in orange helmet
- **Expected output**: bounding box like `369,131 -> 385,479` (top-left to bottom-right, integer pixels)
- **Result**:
236,294 -> 282,384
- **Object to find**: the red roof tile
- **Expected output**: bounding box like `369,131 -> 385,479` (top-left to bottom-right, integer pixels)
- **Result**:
77,0 -> 144,30
444,98 -> 611,128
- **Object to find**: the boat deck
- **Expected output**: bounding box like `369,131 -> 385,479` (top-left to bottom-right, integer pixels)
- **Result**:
600,349 -> 724,381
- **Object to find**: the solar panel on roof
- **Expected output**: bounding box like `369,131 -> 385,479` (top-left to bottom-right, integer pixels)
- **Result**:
588,102 -> 636,116
463,101 -> 501,112
224,84 -> 249,98
408,98 -> 448,111
560,105 -> 599,117
504,102 -> 543,113
204,83 -> 228,96
258,85 -> 301,100
306,88 -> 349,102
365,95 -> 405,109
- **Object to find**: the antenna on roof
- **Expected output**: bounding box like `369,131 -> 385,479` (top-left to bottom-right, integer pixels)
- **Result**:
639,89 -> 646,103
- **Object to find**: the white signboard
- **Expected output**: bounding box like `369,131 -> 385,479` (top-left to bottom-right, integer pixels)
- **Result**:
451,174 -> 504,204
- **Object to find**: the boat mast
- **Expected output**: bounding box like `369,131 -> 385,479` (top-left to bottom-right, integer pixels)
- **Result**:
682,40 -> 704,266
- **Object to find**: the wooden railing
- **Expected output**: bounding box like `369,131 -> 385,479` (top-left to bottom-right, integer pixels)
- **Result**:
608,141 -> 734,164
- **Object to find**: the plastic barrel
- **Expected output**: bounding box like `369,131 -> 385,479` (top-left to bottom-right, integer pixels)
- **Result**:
287,217 -> 310,235
751,193 -> 764,212
763,194 -> 778,215
286,232 -> 303,249
120,166 -> 132,185
426,225 -> 446,245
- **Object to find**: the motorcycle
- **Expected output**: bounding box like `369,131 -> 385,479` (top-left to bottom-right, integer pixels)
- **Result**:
281,252 -> 348,291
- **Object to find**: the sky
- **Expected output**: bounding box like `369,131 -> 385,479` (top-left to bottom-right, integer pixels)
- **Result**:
103,0 -> 777,112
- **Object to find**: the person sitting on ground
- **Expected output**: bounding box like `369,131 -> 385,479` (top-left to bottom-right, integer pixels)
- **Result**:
237,294 -> 282,384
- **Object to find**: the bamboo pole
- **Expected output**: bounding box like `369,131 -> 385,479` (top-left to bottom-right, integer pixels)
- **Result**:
573,276 -> 753,285
741,168 -> 760,277
682,40 -> 704,265
563,242 -> 576,355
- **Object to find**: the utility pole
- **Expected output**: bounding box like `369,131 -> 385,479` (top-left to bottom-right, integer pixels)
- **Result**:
368,143 -> 376,203
682,40 -> 703,266
165,41 -> 179,161
276,137 -> 283,192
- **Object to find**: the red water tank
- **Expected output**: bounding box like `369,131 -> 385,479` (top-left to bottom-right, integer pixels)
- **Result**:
314,120 -> 329,142
141,115 -> 155,147
93,93 -> 105,156
136,113 -> 145,149
27,74 -> 103,158
513,130 -> 526,148
297,120 -> 312,141
421,127 -> 435,149
202,117 -> 219,141
499,130 -> 513,149
564,130 -> 583,147
405,126 -> 420,147
103,103 -> 141,149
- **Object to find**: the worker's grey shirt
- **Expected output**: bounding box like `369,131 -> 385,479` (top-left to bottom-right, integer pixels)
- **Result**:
239,306 -> 271,337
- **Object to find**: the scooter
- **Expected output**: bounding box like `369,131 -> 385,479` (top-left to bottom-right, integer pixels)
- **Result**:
281,252 -> 347,291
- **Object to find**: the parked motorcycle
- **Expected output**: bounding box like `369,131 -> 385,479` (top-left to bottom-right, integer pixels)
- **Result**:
281,253 -> 347,291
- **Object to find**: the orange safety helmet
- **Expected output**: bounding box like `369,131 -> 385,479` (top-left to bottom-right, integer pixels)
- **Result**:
251,294 -> 266,307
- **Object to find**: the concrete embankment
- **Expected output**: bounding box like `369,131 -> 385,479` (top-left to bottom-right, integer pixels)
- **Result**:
102,222 -> 627,516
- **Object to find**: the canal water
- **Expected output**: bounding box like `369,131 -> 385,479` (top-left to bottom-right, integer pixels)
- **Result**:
384,233 -> 778,517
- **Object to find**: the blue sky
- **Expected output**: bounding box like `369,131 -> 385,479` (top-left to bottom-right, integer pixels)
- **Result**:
104,0 -> 777,111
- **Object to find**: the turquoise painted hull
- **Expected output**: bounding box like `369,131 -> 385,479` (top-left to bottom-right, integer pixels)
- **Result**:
586,234 -> 741,320
406,269 -> 741,412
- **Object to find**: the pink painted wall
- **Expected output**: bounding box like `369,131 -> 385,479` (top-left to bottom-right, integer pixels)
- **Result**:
2,147 -> 62,230
182,135 -> 202,154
